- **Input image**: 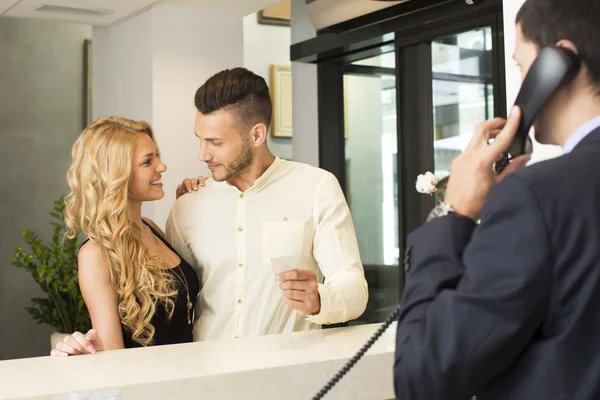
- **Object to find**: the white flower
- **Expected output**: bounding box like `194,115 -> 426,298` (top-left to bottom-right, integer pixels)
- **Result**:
416,171 -> 438,194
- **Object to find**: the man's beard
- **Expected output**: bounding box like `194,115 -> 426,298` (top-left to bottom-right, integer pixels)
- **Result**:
217,142 -> 253,182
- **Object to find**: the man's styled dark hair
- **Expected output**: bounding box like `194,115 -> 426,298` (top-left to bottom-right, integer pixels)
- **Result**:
194,67 -> 272,130
516,0 -> 600,90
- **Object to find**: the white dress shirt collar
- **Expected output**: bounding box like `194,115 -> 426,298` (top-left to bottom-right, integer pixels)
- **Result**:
562,115 -> 600,153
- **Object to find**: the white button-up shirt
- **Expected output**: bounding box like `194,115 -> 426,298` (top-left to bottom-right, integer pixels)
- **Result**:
165,157 -> 368,341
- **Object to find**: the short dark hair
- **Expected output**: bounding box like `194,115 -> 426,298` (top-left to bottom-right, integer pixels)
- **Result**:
194,67 -> 272,130
516,0 -> 600,90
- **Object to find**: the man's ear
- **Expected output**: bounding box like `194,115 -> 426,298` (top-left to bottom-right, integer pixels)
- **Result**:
555,39 -> 593,90
555,39 -> 579,56
249,123 -> 268,147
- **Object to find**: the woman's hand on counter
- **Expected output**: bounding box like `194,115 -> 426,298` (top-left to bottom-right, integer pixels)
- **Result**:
50,329 -> 105,357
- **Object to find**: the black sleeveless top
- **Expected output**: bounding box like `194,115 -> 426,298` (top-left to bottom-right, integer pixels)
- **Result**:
81,222 -> 200,348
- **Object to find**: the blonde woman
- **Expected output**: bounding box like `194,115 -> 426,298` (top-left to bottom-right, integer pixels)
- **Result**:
51,117 -> 199,356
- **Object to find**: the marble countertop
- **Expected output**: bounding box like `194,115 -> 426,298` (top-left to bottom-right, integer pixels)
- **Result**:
0,322 -> 397,400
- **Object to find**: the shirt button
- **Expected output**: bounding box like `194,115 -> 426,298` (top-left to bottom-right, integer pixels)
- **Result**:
238,263 -> 243,268
238,227 -> 243,232
239,194 -> 244,198
235,335 -> 239,339
237,299 -> 242,304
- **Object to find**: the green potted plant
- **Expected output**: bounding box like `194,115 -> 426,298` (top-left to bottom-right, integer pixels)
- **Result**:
10,195 -> 91,350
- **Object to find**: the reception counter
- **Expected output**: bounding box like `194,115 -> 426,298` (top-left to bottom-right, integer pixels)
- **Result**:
0,322 -> 396,400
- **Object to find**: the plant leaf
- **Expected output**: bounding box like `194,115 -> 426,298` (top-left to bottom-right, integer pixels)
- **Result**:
10,195 -> 91,333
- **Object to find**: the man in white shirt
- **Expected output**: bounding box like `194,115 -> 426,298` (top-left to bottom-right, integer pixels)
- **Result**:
168,67 -> 368,341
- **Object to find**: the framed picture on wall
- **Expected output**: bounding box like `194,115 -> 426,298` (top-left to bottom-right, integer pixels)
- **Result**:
270,64 -> 293,138
257,0 -> 290,26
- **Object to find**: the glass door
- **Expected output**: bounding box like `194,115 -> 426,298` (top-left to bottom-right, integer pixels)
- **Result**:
342,51 -> 399,323
340,25 -> 500,324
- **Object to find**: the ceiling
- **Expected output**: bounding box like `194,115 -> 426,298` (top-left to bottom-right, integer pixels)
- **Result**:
0,0 -> 282,26
0,0 -> 161,25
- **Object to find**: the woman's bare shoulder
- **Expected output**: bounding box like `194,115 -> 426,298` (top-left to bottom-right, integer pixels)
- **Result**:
142,217 -> 166,238
78,240 -> 110,281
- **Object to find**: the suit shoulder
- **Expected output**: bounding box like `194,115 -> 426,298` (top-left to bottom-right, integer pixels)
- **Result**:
511,150 -> 593,192
514,155 -> 563,178
492,150 -> 600,215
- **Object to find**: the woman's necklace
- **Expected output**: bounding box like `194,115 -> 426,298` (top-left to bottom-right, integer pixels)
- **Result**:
171,265 -> 193,325
146,227 -> 194,325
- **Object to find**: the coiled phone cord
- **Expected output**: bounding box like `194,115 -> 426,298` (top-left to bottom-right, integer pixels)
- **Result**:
311,305 -> 402,400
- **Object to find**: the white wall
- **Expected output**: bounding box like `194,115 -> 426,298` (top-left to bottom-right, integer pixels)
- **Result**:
503,0 -> 563,163
151,6 -> 242,225
92,5 -> 243,228
92,11 -> 153,123
243,13 -> 293,160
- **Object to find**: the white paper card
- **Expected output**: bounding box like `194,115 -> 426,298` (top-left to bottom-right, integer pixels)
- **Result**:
271,255 -> 298,275
262,221 -> 305,260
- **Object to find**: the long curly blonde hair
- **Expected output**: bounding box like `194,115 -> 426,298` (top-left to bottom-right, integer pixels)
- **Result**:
65,116 -> 177,346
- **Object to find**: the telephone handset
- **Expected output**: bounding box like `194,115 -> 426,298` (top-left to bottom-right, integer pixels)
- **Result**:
493,46 -> 580,173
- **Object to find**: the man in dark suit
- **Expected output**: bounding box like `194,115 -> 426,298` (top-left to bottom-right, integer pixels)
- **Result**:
394,0 -> 600,398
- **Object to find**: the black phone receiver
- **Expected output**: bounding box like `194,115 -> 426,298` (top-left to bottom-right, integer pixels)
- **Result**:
493,46 -> 580,174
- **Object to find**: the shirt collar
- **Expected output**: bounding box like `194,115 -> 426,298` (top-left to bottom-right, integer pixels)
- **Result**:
251,156 -> 281,190
226,156 -> 282,194
563,115 -> 600,153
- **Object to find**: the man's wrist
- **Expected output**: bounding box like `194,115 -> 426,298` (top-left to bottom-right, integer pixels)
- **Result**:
449,205 -> 478,222
427,202 -> 455,221
312,293 -> 321,315
427,202 -> 477,222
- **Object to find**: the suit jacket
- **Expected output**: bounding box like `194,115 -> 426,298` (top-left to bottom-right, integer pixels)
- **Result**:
394,126 -> 600,400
